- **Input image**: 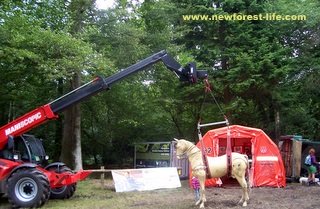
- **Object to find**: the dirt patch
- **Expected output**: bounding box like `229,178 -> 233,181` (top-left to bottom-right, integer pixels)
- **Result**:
98,179 -> 319,209
197,183 -> 318,209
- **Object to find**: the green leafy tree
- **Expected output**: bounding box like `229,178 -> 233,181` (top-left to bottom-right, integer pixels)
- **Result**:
171,0 -> 320,141
0,1 -> 107,166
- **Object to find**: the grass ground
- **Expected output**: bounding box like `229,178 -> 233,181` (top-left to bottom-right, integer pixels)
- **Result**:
47,178 -> 194,209
1,178 -> 320,209
0,178 -> 194,209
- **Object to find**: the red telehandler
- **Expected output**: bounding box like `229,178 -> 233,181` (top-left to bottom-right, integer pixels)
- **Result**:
0,50 -> 207,208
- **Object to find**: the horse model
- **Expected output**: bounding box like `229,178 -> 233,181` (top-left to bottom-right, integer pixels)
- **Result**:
174,138 -> 249,208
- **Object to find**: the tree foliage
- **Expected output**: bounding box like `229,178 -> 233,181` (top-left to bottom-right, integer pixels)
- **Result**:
0,0 -> 319,168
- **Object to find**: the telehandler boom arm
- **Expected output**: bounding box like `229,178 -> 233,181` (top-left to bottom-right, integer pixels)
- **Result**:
0,50 -> 207,149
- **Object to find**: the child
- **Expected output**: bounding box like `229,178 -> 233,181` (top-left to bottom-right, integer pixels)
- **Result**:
306,148 -> 320,185
191,176 -> 200,202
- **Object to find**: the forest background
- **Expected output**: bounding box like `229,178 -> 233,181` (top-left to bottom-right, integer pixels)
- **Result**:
0,0 -> 319,170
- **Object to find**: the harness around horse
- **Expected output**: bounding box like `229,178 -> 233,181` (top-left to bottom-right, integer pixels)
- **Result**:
197,118 -> 233,178
197,78 -> 233,178
226,126 -> 232,177
177,143 -> 207,172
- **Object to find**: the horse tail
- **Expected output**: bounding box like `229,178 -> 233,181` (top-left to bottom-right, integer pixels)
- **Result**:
244,155 -> 249,177
244,155 -> 251,192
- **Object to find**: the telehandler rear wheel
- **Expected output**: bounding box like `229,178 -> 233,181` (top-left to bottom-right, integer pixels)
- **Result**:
7,168 -> 50,208
48,165 -> 76,199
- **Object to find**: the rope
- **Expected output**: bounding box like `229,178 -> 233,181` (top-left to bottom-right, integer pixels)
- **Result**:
203,78 -> 226,119
198,78 -> 227,179
198,92 -> 207,121
198,78 -> 233,178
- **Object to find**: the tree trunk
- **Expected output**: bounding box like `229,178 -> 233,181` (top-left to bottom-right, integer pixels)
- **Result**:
275,110 -> 280,145
60,72 -> 83,171
53,78 -> 64,162
59,0 -> 94,171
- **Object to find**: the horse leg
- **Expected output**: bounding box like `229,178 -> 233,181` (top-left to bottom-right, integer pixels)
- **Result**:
195,194 -> 201,206
197,173 -> 206,208
235,175 -> 249,207
195,187 -> 201,206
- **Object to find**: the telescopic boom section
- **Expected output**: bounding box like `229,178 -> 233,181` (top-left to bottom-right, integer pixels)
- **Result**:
0,50 -> 207,149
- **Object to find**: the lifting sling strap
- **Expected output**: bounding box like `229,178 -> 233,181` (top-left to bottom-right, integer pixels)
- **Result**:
226,124 -> 232,177
198,78 -> 233,178
197,122 -> 212,178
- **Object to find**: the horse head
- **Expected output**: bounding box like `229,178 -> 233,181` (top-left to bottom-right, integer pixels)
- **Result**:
173,138 -> 194,159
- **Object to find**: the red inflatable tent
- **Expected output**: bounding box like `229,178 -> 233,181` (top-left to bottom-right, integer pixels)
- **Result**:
195,125 -> 286,187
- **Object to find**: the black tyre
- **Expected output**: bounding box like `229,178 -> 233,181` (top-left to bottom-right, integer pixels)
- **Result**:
7,168 -> 50,208
48,165 -> 76,199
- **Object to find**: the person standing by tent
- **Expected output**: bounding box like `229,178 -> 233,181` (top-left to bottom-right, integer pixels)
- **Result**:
305,148 -> 319,185
191,176 -> 200,202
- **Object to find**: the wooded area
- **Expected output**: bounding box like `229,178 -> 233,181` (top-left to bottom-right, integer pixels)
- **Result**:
0,0 -> 319,170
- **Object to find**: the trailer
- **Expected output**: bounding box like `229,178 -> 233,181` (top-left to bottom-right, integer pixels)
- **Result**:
279,135 -> 320,181
134,141 -> 189,179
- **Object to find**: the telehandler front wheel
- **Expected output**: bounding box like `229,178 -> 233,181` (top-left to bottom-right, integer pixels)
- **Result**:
7,168 -> 50,208
48,165 -> 76,199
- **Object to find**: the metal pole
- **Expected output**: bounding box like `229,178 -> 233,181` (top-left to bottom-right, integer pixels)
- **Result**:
198,120 -> 229,128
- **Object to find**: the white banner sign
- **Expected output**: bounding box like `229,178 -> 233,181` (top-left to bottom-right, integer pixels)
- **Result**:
111,167 -> 181,192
